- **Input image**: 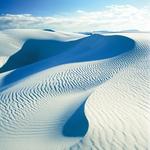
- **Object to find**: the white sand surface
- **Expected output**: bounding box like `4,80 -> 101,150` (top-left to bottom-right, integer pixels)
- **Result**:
0,30 -> 149,150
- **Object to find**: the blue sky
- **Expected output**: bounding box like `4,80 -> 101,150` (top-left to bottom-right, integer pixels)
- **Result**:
0,0 -> 150,16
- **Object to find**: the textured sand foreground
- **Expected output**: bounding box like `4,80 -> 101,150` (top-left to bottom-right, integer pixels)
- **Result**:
0,29 -> 149,150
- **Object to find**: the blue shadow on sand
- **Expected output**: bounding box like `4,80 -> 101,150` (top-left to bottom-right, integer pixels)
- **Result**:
62,101 -> 88,137
0,34 -> 135,90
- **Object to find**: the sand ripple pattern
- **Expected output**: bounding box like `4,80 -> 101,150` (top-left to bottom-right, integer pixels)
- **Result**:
0,33 -> 149,150
70,37 -> 150,150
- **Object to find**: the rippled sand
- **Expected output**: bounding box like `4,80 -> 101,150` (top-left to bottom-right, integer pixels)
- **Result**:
0,30 -> 149,150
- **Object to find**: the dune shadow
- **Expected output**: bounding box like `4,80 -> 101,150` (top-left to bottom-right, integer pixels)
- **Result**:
0,34 -> 135,90
62,101 -> 88,137
43,29 -> 55,32
0,39 -> 77,72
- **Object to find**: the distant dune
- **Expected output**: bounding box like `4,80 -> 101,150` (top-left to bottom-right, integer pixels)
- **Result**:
0,29 -> 149,150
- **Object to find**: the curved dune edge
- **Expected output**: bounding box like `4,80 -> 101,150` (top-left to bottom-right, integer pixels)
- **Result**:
70,34 -> 150,150
0,32 -> 149,150
0,29 -> 84,56
0,34 -> 135,73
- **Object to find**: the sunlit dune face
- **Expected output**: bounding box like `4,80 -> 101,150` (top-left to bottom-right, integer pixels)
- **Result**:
0,57 -> 8,68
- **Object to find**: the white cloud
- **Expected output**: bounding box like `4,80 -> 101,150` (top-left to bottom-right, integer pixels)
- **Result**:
0,5 -> 150,32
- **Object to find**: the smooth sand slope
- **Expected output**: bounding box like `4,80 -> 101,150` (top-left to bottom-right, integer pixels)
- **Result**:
0,30 -> 149,150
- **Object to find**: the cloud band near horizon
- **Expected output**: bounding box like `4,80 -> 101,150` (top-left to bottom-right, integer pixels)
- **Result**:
0,5 -> 150,32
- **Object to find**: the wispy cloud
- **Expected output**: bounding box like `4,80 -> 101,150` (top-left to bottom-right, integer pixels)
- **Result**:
0,5 -> 150,31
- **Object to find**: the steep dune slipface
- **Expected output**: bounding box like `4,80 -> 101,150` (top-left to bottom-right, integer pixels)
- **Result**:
0,31 -> 149,150
0,29 -> 84,58
0,34 -> 135,73
70,33 -> 150,150
0,34 -> 135,90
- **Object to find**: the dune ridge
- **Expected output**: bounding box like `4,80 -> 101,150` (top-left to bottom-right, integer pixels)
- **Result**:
0,30 -> 149,150
70,37 -> 150,150
0,34 -> 135,73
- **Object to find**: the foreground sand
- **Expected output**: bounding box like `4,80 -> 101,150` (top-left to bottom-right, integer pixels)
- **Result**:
0,29 -> 149,150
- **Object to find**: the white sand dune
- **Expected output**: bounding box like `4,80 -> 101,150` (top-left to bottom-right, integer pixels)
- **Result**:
0,30 -> 149,150
0,29 -> 84,56
71,34 -> 150,149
